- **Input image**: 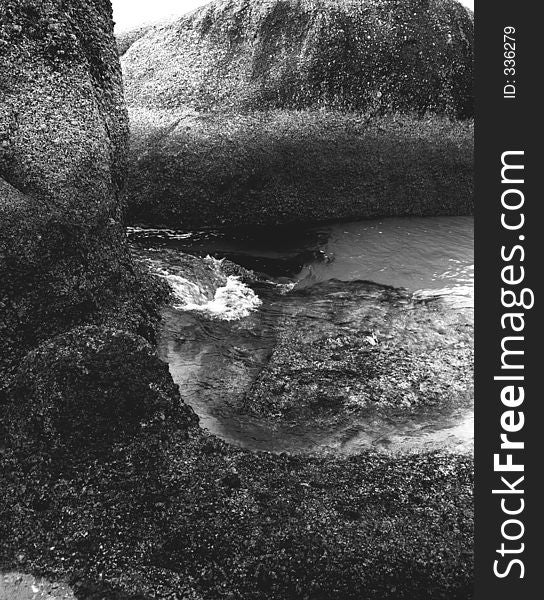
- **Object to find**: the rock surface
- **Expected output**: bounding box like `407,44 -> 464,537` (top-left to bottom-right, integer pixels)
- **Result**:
122,0 -> 473,117
7,326 -> 197,456
119,0 -> 474,230
125,109 -> 473,230
245,281 -> 474,424
0,428 -> 473,600
0,0 -> 165,381
116,22 -> 154,56
0,572 -> 75,600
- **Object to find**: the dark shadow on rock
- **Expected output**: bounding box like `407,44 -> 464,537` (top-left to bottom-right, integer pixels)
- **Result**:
5,326 -> 197,462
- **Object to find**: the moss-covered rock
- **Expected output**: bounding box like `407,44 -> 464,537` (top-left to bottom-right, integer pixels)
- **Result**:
125,109 -> 473,230
245,282 -> 473,424
121,0 -> 473,117
120,0 -> 474,229
6,326 -> 197,455
0,1 -> 166,381
0,429 -> 473,600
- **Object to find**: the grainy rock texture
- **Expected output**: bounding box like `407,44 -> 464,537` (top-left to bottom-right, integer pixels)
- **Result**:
122,0 -> 473,116
120,0 -> 474,229
6,326 -> 197,456
0,572 -> 76,600
245,281 -> 474,424
1,429 -> 473,600
0,0 -> 166,381
116,22 -> 154,56
125,109 -> 473,230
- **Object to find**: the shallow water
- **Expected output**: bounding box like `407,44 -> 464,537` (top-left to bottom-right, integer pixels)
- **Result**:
129,216 -> 474,454
294,217 -> 473,308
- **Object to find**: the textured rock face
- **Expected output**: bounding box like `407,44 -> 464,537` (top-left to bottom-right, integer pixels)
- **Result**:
244,281 -> 473,425
125,110 -> 473,230
0,572 -> 76,600
7,327 -> 197,455
116,22 -> 154,56
122,0 -> 473,117
0,0 -> 166,379
120,0 -> 474,230
0,0 -> 127,212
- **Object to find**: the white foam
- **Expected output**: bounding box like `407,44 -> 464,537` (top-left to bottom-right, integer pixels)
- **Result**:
177,275 -> 262,320
163,273 -> 212,306
126,226 -> 195,240
272,281 -> 297,294
155,261 -> 261,321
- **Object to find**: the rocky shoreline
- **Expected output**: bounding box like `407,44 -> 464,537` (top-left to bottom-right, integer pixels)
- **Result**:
1,426 -> 473,600
1,1 -> 474,598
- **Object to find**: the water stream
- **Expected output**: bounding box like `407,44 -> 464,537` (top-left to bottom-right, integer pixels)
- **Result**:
129,216 -> 474,454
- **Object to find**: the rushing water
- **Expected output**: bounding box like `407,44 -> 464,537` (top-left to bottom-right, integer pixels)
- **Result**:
129,216 -> 474,454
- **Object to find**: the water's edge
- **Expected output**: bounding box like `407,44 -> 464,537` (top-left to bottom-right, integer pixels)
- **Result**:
130,216 -> 474,455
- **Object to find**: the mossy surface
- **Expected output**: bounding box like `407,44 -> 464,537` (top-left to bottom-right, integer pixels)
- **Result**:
121,0 -> 473,117
6,326 -> 197,456
125,108 -> 473,230
1,423 -> 473,600
0,1 -> 166,381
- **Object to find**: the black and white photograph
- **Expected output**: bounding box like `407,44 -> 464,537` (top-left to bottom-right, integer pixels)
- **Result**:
1,1 -> 536,599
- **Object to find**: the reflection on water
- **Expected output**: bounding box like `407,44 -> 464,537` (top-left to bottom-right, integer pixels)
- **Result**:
298,218 -> 472,285
296,217 -> 473,309
130,216 -> 474,454
129,216 -> 473,304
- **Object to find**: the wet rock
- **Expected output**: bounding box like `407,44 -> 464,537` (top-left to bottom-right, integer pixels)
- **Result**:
244,281 -> 473,424
133,245 -> 262,286
133,248 -> 242,298
0,572 -> 76,600
6,326 -> 197,455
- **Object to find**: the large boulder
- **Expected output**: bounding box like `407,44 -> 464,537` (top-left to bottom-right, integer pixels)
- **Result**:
122,0 -> 474,117
0,0 -> 166,380
120,0 -> 474,230
125,109 -> 473,229
6,326 -> 197,456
